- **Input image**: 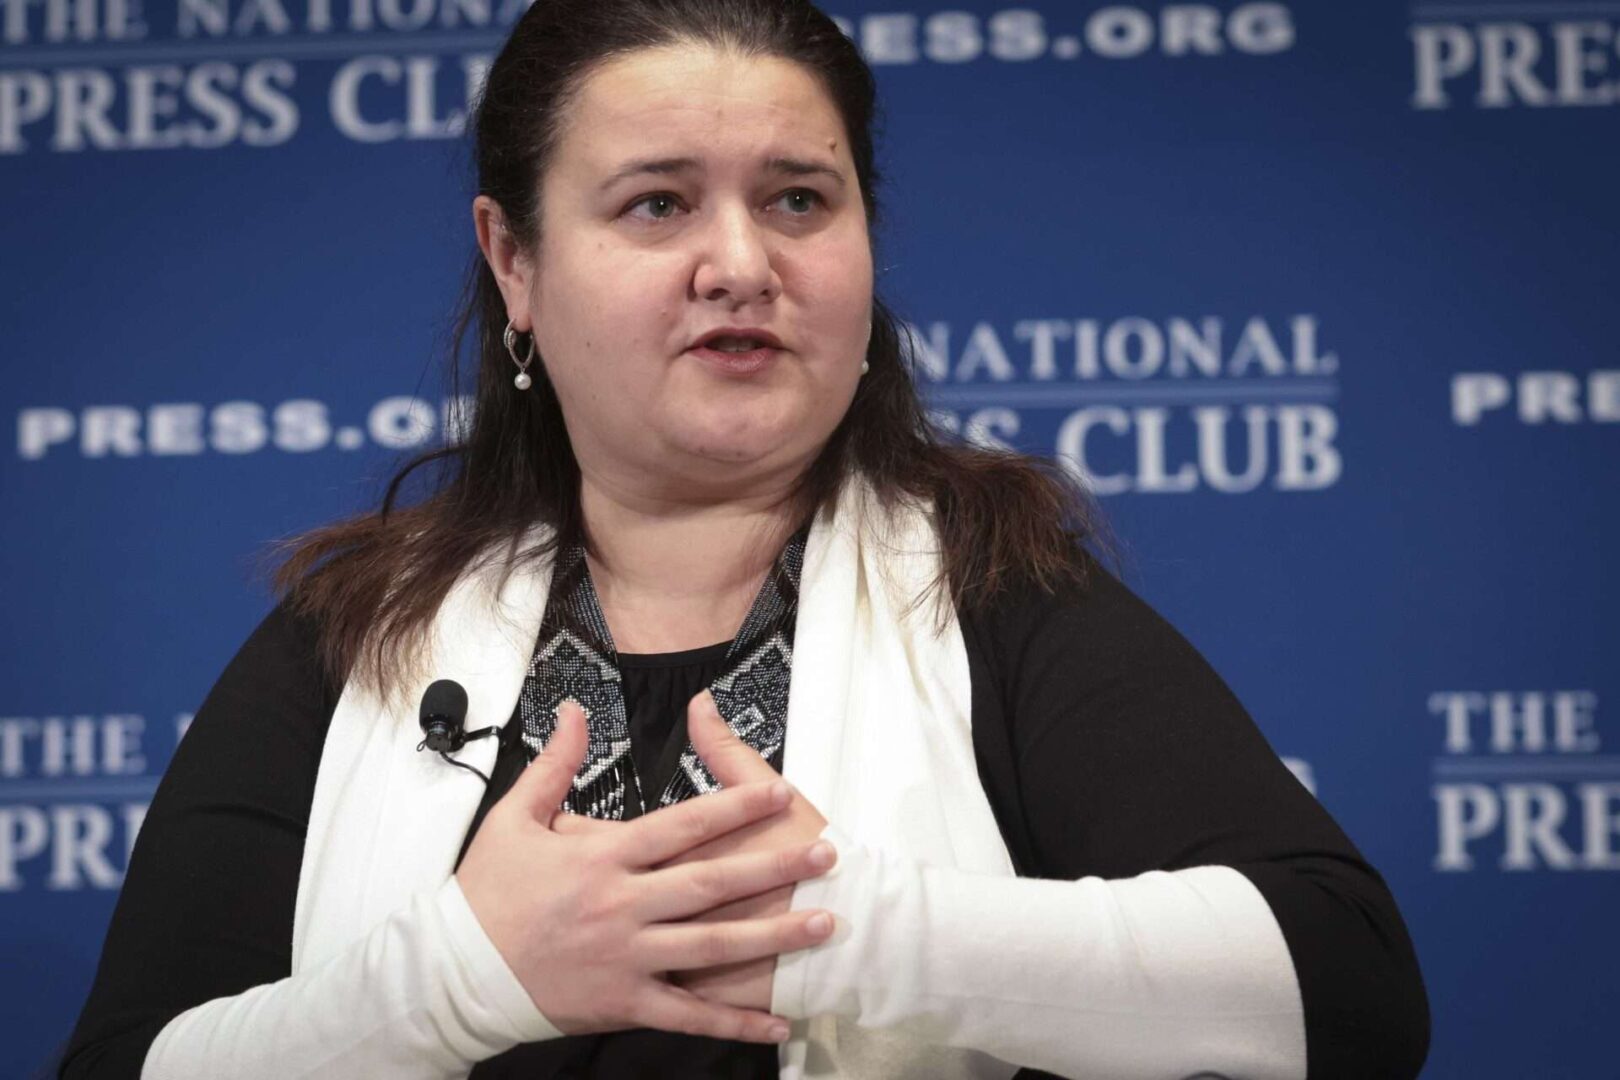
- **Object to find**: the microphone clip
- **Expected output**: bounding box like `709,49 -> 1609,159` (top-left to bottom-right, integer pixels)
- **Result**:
416,720 -> 497,755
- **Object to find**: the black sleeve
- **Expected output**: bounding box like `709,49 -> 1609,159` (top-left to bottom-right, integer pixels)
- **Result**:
58,603 -> 337,1079
963,559 -> 1430,1080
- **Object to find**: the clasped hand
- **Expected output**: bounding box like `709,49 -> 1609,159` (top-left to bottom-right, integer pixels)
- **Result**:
455,690 -> 833,1045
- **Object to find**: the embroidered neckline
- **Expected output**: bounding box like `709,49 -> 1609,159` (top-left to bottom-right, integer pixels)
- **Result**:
516,528 -> 807,819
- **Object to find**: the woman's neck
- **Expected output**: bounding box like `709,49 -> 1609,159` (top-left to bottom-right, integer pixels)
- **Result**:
577,469 -> 801,654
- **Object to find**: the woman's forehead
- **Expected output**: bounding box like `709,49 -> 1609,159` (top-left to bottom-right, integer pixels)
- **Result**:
555,46 -> 850,178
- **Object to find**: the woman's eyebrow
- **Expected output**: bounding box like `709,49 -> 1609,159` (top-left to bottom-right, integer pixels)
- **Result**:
599,156 -> 701,192
764,156 -> 847,187
598,155 -> 846,192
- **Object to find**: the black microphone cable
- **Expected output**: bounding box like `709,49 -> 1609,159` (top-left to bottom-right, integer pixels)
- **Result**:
417,678 -> 497,785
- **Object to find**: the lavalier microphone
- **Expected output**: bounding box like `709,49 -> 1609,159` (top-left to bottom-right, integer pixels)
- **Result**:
417,678 -> 497,784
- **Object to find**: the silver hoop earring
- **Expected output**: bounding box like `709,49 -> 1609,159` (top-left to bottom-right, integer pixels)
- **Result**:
503,320 -> 536,390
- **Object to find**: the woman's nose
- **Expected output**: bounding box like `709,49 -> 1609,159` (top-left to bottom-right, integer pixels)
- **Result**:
691,203 -> 781,305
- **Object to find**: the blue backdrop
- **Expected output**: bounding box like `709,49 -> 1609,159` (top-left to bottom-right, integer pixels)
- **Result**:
3,1 -> 1617,1075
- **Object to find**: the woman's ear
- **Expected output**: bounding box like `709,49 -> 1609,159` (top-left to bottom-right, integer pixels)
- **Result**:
473,194 -> 536,332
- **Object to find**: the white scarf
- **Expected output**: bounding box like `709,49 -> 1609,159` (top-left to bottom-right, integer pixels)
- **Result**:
147,474 -> 1304,1079
289,476 -> 1022,1078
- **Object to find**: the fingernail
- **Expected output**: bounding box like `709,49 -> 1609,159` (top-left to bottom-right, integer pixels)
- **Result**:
808,841 -> 835,869
768,1022 -> 791,1043
770,780 -> 791,806
807,912 -> 833,936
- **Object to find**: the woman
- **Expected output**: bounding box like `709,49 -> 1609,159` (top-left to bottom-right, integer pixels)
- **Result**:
61,1 -> 1429,1077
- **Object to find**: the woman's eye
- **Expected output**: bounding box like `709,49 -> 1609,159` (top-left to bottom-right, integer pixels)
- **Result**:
774,189 -> 823,216
626,193 -> 683,221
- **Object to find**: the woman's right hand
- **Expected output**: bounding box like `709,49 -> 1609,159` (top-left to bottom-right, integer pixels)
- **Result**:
455,701 -> 835,1045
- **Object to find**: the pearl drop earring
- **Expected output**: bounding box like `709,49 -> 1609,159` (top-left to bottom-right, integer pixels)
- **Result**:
503,321 -> 535,390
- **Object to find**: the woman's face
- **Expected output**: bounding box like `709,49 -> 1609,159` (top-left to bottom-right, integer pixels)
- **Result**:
490,45 -> 874,498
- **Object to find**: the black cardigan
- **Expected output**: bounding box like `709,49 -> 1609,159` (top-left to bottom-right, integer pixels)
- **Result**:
61,562 -> 1429,1078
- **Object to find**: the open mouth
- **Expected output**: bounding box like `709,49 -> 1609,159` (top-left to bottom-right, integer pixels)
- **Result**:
688,330 -> 784,374
703,335 -> 773,353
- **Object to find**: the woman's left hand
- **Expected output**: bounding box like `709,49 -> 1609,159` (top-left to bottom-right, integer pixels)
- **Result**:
553,690 -> 833,1013
660,690 -> 831,1011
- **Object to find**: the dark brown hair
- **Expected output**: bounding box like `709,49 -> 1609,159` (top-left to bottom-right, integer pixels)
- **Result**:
275,0 -> 1105,696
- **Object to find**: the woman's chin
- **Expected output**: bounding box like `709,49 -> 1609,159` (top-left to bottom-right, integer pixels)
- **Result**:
674,436 -> 787,468
660,423 -> 817,476
663,404 -> 815,460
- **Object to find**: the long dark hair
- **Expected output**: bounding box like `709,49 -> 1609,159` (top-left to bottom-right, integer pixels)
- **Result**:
275,0 -> 1105,696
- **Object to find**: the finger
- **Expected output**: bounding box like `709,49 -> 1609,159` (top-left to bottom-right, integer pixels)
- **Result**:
687,689 -> 777,788
640,908 -> 835,972
635,840 -> 837,923
507,699 -> 588,827
614,778 -> 791,868
551,811 -> 619,837
634,983 -> 791,1045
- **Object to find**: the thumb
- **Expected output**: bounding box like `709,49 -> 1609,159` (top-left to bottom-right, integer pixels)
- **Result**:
687,689 -> 775,788
509,699 -> 588,827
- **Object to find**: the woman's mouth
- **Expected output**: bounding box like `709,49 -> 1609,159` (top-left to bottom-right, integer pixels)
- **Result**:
687,334 -> 783,376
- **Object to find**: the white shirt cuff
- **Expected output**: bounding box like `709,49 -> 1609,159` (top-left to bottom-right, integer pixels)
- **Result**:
144,877 -> 562,1079
770,822 -> 1306,1080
